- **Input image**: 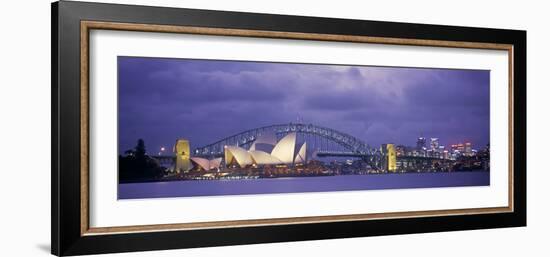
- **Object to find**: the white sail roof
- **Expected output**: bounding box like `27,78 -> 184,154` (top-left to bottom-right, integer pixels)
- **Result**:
209,158 -> 222,170
224,145 -> 253,167
271,132 -> 297,164
294,142 -> 307,164
190,157 -> 223,171
249,150 -> 283,165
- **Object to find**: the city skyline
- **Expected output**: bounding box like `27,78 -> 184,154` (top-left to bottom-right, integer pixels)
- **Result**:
118,56 -> 490,155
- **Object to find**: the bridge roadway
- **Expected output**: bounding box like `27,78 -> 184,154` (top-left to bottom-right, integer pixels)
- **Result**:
152,152 -> 452,167
315,151 -> 451,162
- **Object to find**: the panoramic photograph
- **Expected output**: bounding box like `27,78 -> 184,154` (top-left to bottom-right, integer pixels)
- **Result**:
117,56 -> 490,199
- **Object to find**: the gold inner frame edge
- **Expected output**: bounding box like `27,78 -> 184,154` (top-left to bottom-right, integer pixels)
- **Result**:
80,20 -> 514,236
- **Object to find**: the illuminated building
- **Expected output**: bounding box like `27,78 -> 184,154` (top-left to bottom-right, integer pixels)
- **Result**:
416,137 -> 426,150
451,144 -> 458,152
381,144 -> 397,172
449,142 -> 475,157
426,149 -> 434,158
430,138 -> 439,150
224,132 -> 307,167
174,139 -> 191,173
443,150 -> 449,159
190,157 -> 222,171
457,143 -> 465,152
395,145 -> 406,156
465,142 -> 473,156
437,145 -> 445,158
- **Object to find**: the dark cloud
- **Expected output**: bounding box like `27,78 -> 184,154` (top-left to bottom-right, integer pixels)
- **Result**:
118,57 -> 490,153
302,91 -> 375,111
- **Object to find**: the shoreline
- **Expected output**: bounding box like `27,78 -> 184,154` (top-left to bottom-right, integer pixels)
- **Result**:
118,171 -> 490,199
119,169 -> 490,184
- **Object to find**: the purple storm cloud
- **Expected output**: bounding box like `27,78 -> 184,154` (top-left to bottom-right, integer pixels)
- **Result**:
118,56 -> 490,154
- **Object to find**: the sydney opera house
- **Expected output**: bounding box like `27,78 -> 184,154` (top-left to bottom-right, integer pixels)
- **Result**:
185,132 -> 306,172
226,132 -> 306,167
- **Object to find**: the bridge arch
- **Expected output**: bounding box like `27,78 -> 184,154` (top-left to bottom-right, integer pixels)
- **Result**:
193,123 -> 375,157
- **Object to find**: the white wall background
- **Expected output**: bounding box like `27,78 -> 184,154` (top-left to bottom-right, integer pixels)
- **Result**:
0,0 -> 547,256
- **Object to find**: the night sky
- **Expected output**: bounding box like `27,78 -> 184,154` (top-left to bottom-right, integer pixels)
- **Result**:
118,56 -> 490,155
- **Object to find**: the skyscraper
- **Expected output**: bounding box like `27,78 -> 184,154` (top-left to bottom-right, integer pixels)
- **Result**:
451,144 -> 458,152
443,150 -> 449,160
416,137 -> 426,150
465,142 -> 473,156
430,138 -> 439,150
457,143 -> 465,152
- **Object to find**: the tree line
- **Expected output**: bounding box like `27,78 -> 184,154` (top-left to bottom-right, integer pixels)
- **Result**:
119,139 -> 166,183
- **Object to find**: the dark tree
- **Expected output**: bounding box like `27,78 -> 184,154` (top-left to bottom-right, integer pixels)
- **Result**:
135,138 -> 146,159
119,139 -> 166,183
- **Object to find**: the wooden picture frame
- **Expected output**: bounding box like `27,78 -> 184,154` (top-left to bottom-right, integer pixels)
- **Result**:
52,1 -> 526,256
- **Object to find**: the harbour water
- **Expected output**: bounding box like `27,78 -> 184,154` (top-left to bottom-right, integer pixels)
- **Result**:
118,170 -> 489,199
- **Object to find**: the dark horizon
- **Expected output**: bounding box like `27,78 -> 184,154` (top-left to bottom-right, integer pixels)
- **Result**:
118,56 -> 490,155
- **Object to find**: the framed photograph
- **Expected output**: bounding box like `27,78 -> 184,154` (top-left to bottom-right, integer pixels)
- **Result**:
52,1 -> 526,256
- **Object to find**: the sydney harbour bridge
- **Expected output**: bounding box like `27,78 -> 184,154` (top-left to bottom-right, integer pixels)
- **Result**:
193,123 -> 377,159
154,122 -> 451,172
